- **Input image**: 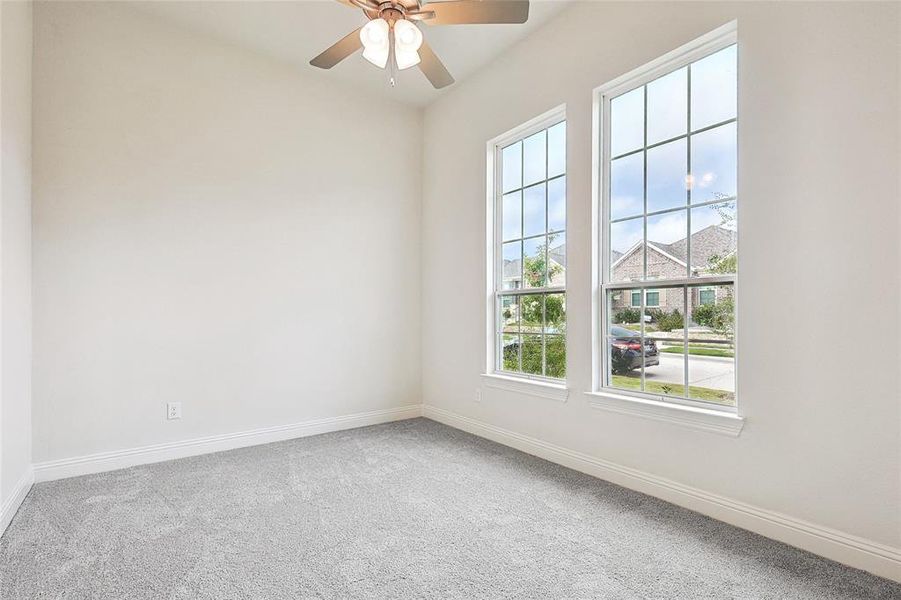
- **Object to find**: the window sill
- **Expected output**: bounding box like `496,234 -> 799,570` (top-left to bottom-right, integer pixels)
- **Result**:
481,373 -> 569,402
584,390 -> 744,436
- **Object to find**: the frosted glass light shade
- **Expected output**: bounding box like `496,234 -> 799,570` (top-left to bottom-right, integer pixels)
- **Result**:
360,18 -> 389,68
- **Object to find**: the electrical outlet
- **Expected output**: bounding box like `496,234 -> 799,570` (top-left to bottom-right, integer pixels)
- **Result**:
474,389 -> 482,403
167,402 -> 182,420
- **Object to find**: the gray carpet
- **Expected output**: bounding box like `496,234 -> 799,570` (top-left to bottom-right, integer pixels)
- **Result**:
1,418 -> 898,599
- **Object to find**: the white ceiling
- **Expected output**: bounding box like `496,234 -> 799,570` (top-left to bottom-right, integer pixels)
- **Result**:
131,1 -> 569,107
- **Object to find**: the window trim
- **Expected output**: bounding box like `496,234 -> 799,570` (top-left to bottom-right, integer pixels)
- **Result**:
591,22 -> 742,425
486,105 -> 567,389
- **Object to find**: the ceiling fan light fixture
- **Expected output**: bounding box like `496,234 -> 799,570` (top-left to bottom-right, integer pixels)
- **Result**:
360,18 -> 390,68
395,49 -> 421,70
393,18 -> 423,53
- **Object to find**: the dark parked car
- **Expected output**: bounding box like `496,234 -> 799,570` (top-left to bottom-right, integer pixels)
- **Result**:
610,326 -> 659,374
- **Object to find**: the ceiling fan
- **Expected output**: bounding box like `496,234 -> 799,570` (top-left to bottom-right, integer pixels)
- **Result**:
310,0 -> 530,89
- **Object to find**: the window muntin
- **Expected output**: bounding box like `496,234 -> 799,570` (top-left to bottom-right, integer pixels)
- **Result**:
495,118 -> 566,382
601,41 -> 737,409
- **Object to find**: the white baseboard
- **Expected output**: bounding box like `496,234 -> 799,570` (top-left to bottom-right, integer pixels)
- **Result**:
34,404 -> 423,483
0,467 -> 35,538
422,404 -> 901,583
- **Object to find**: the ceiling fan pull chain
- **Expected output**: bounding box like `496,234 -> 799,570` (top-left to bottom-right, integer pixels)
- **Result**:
388,22 -> 398,87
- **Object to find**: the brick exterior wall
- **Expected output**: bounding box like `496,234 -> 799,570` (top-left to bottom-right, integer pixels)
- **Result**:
609,226 -> 735,319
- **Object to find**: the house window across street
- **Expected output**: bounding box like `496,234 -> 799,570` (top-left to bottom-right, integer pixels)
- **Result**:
599,32 -> 737,409
493,113 -> 566,381
632,290 -> 660,308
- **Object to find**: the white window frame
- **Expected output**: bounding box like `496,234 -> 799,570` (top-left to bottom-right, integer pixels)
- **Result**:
484,105 -> 568,400
588,22 -> 743,435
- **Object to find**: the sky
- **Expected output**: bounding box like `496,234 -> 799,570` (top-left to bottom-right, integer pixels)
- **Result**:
608,44 -> 737,259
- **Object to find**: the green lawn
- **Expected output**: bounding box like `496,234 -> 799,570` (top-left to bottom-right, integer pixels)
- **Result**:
659,346 -> 734,358
616,322 -> 658,332
611,375 -> 735,405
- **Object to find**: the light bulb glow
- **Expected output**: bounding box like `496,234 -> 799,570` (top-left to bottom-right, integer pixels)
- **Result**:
392,19 -> 422,70
393,19 -> 423,53
360,18 -> 390,68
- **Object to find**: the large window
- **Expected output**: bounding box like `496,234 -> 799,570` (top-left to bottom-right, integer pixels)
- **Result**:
598,32 -> 737,409
491,111 -> 566,381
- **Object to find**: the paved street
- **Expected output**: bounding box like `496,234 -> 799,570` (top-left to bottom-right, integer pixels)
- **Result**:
644,352 -> 735,392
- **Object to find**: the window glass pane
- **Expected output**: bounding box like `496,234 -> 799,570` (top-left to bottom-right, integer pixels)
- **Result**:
502,190 -> 521,241
502,334 -> 520,372
646,138 -> 688,213
690,202 -> 736,276
646,291 -> 660,307
545,335 -> 565,379
523,236 -> 546,288
646,209 -> 688,279
523,130 -> 546,186
522,183 -> 546,238
548,176 -> 565,232
547,121 -> 566,178
520,293 -> 544,375
644,287 -> 684,398
502,241 -> 521,290
699,289 -> 715,305
631,291 -> 641,307
606,291 -> 643,391
690,122 -> 737,203
611,152 -> 644,221
647,67 -> 687,145
521,335 -> 543,375
691,45 -> 737,131
610,216 -> 643,283
499,295 -> 519,333
687,283 -> 735,406
502,142 -> 522,193
548,232 -> 565,287
544,292 -> 566,334
520,294 -> 543,332
611,87 -> 644,156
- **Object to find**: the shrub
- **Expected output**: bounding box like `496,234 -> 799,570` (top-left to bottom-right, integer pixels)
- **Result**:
545,335 -> 566,379
692,304 -> 717,327
656,309 -> 684,332
614,308 -> 641,324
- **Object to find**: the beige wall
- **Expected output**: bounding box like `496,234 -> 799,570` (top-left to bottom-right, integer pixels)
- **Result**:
422,0 -> 899,556
0,0 -> 33,512
32,2 -> 422,462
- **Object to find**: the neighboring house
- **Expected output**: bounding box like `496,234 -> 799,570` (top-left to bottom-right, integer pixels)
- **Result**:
503,243 -> 566,290
610,225 -> 736,315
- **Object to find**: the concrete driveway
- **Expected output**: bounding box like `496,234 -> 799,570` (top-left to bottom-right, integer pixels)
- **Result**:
644,352 -> 734,392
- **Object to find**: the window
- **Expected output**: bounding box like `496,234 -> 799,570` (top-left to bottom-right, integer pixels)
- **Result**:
632,289 -> 660,308
598,30 -> 737,410
491,109 -> 566,382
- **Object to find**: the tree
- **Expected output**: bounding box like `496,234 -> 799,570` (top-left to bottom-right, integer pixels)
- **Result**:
700,198 -> 736,337
523,234 -> 563,288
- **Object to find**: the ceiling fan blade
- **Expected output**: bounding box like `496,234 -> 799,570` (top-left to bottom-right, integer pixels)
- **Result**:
423,1 -> 529,25
310,27 -> 364,69
419,39 -> 455,89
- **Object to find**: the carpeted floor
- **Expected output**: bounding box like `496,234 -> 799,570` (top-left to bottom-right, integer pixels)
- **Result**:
1,418 -> 898,599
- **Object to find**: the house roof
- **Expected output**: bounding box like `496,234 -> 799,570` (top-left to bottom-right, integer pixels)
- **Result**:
503,242 -> 566,279
611,225 -> 736,272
